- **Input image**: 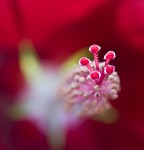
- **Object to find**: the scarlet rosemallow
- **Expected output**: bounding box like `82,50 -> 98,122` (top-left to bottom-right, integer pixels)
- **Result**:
60,45 -> 120,117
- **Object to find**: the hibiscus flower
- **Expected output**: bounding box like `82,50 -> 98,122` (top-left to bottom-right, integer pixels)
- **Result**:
0,0 -> 144,150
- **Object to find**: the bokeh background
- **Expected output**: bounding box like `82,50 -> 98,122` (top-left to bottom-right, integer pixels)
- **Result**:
0,0 -> 144,150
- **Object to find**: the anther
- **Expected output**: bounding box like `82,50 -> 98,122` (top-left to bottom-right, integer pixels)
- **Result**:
94,92 -> 100,97
79,77 -> 85,83
94,85 -> 100,90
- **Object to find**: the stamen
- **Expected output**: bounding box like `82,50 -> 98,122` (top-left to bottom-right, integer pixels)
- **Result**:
94,85 -> 100,90
89,45 -> 101,71
79,57 -> 93,72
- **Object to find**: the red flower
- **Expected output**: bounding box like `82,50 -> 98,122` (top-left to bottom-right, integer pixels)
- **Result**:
0,0 -> 144,150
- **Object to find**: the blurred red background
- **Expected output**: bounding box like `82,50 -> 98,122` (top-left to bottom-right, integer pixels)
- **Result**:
0,0 -> 144,150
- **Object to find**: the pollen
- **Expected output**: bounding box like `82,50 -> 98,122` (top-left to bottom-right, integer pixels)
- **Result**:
60,45 -> 121,117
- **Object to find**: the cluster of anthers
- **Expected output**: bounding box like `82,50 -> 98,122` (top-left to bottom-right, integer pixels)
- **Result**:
60,45 -> 121,117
